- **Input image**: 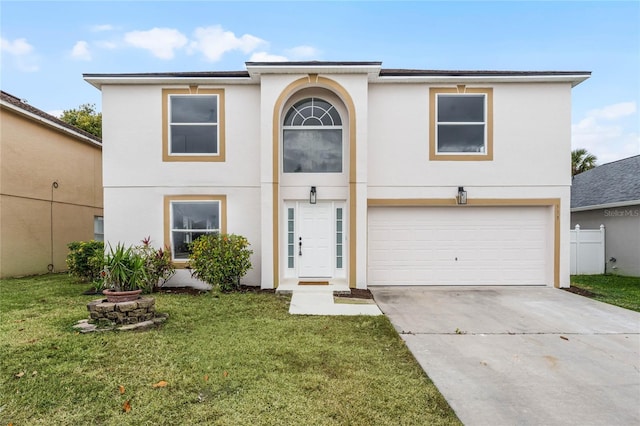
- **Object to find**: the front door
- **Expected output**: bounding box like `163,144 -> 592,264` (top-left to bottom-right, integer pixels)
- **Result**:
298,203 -> 332,277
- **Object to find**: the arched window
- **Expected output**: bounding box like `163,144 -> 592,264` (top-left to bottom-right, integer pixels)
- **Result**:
283,98 -> 343,173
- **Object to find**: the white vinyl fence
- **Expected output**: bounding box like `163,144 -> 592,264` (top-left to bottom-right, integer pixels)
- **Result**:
570,224 -> 605,275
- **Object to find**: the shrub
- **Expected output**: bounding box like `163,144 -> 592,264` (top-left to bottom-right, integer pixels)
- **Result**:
101,238 -> 176,293
189,233 -> 253,292
102,243 -> 148,292
66,240 -> 104,283
136,236 -> 175,292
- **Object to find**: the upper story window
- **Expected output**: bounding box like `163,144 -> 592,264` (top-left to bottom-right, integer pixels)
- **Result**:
162,88 -> 226,162
283,98 -> 343,173
429,87 -> 493,161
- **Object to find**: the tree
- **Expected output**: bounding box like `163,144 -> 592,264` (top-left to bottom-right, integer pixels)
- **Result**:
60,103 -> 102,138
571,148 -> 597,176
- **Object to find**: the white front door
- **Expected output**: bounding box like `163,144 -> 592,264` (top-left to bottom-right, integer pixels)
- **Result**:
299,202 -> 333,277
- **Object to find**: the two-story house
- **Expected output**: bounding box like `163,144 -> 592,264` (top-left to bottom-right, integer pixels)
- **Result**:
85,62 -> 589,290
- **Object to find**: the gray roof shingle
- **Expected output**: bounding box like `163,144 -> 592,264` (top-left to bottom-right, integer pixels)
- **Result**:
571,155 -> 640,209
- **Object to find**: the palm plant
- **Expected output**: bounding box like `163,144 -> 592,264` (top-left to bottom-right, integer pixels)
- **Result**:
572,148 -> 597,176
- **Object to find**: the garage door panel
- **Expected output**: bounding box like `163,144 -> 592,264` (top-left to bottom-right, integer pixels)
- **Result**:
368,206 -> 550,286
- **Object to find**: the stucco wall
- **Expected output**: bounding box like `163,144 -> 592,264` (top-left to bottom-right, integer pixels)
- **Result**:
0,108 -> 103,278
571,207 -> 640,277
99,75 -> 574,288
101,85 -> 262,286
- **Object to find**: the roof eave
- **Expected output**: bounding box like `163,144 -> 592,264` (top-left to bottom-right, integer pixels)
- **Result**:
83,74 -> 256,90
571,199 -> 640,212
376,73 -> 591,87
0,99 -> 102,148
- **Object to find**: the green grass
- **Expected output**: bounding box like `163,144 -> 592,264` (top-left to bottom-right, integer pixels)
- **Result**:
0,274 -> 459,425
570,274 -> 640,312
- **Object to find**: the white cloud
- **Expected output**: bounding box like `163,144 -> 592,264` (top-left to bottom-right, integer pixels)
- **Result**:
285,45 -> 319,59
48,109 -> 64,118
1,36 -> 33,55
189,25 -> 266,62
96,41 -> 117,50
249,51 -> 288,62
585,101 -> 636,121
71,41 -> 91,61
124,27 -> 188,59
572,101 -> 640,164
91,24 -> 114,32
0,36 -> 38,71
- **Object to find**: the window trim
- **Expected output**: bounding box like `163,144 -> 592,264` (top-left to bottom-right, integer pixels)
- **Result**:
163,195 -> 227,266
162,88 -> 226,162
429,87 -> 493,161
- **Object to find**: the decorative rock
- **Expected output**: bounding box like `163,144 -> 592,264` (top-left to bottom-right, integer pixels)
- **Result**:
116,301 -> 138,312
137,298 -> 155,309
95,302 -> 115,313
81,297 -> 166,332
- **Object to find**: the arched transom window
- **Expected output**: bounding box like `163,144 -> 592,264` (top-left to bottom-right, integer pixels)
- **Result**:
283,98 -> 343,173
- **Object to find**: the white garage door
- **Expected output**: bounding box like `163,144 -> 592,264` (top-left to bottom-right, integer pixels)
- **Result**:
368,206 -> 551,286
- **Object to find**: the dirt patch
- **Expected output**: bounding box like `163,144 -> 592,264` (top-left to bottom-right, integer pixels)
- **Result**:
335,288 -> 374,299
157,285 -> 275,295
563,286 -> 598,298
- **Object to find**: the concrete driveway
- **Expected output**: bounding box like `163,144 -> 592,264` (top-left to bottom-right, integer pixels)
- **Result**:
369,286 -> 640,426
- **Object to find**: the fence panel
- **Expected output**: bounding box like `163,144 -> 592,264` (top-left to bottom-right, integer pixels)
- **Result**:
570,224 -> 605,275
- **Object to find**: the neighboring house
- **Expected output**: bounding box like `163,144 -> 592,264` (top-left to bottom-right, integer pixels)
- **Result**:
84,61 -> 589,289
0,91 -> 103,278
571,155 -> 640,277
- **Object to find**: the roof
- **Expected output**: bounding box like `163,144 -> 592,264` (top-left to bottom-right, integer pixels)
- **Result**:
571,155 -> 640,210
0,91 -> 102,147
84,61 -> 591,89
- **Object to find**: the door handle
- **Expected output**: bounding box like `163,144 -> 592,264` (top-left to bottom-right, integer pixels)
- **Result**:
298,237 -> 302,256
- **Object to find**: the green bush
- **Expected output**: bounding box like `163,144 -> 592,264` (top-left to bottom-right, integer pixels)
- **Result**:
66,240 -> 104,283
189,233 -> 253,292
102,238 -> 176,293
137,236 -> 176,292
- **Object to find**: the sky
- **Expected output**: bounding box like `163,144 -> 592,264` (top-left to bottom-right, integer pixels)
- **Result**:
1,1 -> 639,165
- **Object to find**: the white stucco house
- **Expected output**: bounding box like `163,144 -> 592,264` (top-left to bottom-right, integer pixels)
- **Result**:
85,61 -> 590,290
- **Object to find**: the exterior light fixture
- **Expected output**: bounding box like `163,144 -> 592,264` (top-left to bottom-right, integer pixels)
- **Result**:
457,186 -> 467,205
310,186 -> 317,204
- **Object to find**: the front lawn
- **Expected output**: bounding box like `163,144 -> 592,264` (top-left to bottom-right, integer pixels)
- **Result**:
570,274 -> 640,312
0,274 -> 459,425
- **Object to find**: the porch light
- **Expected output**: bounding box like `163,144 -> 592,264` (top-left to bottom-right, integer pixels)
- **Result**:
310,186 -> 317,204
457,186 -> 467,205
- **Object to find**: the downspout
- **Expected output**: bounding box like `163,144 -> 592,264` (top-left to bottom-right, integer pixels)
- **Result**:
48,181 -> 58,272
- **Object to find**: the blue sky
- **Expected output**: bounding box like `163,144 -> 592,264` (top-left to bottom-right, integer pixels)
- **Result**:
1,1 -> 638,164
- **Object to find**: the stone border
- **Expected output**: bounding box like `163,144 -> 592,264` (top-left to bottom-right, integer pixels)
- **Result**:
73,297 -> 168,333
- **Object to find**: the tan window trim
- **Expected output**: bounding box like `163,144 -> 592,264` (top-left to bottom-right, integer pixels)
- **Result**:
429,87 -> 493,161
163,195 -> 227,268
162,88 -> 226,162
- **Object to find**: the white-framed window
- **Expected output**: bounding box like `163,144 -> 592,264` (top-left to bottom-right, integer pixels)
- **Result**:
94,216 -> 104,241
162,88 -> 226,162
169,95 -> 219,155
336,207 -> 343,269
429,87 -> 493,161
283,98 -> 343,173
287,207 -> 295,269
436,94 -> 486,153
164,195 -> 226,262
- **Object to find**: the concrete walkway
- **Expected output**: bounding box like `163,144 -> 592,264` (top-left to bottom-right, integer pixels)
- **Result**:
370,286 -> 640,426
279,284 -> 382,316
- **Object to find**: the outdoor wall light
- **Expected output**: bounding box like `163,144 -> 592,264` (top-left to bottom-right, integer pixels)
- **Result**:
457,186 -> 467,205
310,186 -> 317,204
